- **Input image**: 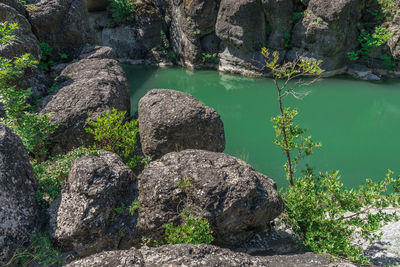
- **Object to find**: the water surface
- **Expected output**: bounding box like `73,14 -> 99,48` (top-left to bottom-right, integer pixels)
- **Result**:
124,65 -> 400,189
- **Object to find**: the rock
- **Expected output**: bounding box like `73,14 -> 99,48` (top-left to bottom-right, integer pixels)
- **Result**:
48,151 -> 138,257
138,89 -> 225,159
40,51 -> 130,156
290,0 -> 363,71
0,0 -> 25,15
27,0 -> 94,57
0,124 -> 39,265
0,2 -> 41,59
388,10 -> 400,62
85,0 -> 108,12
347,63 -> 381,81
170,0 -> 219,67
137,149 -> 283,247
66,244 -> 356,267
262,0 -> 294,51
216,0 -> 266,53
78,45 -> 116,60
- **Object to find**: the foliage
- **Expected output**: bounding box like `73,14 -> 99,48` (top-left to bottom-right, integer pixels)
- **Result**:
264,50 -> 400,264
293,12 -> 303,21
160,30 -> 170,50
0,22 -> 18,45
262,48 -> 323,185
164,210 -> 214,245
85,108 -> 144,169
38,42 -> 54,71
5,232 -> 61,267
381,54 -> 395,70
175,176 -> 193,190
33,147 -> 99,206
376,0 -> 398,22
0,26 -> 57,161
128,199 -> 140,216
282,170 -> 400,264
109,0 -> 136,23
349,26 -> 394,68
201,53 -> 218,63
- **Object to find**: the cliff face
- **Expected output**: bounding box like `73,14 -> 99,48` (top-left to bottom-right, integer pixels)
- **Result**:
89,0 -> 400,78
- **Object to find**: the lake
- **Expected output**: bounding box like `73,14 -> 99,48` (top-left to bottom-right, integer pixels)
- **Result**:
124,65 -> 400,189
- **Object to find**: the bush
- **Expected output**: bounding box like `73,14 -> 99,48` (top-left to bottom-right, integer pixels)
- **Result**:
0,25 -> 57,161
164,210 -> 214,245
33,147 -> 99,206
5,232 -> 61,267
85,108 -> 144,169
109,0 -> 136,23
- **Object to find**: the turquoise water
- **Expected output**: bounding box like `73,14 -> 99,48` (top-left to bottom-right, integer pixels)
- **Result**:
124,65 -> 400,189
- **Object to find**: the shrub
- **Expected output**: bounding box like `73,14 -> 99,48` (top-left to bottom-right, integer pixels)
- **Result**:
0,25 -> 57,161
0,22 -> 18,45
201,53 -> 218,63
33,147 -> 99,206
5,232 -> 61,267
164,210 -> 214,245
85,108 -> 143,169
38,42 -> 54,71
109,0 -> 136,23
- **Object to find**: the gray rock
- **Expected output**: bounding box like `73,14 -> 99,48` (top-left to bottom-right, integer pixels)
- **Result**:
0,2 -> 41,59
216,0 -> 266,54
290,0 -> 363,71
40,52 -> 130,156
138,89 -> 225,159
66,244 -> 356,267
48,151 -> 138,257
388,10 -> 400,62
85,0 -> 108,12
78,45 -> 116,60
137,149 -> 283,247
170,0 -> 218,67
0,0 -> 25,15
347,63 -> 381,81
0,124 -> 39,265
27,0 -> 94,57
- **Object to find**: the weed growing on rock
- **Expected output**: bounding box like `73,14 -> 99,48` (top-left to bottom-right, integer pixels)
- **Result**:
0,22 -> 18,44
38,42 -> 54,71
264,50 -> 400,264
5,232 -> 61,267
33,147 -> 99,207
85,108 -> 145,169
164,210 -> 214,245
201,53 -> 218,63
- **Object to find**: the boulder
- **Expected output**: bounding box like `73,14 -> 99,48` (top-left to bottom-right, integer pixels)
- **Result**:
27,0 -> 94,57
0,2 -> 41,59
262,0 -> 294,51
85,0 -> 108,12
170,0 -> 219,66
48,151 -> 138,257
0,124 -> 39,265
138,89 -> 225,159
216,0 -> 266,53
137,150 -> 283,246
388,10 -> 400,62
66,244 -> 356,267
290,0 -> 363,71
40,50 -> 130,156
78,45 -> 116,60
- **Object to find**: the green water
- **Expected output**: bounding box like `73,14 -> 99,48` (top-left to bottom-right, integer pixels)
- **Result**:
124,65 -> 400,189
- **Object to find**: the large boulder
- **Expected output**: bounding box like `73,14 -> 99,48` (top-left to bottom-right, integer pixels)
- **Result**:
290,0 -> 363,71
27,0 -> 94,57
170,0 -> 219,67
0,1 -> 41,59
0,124 -> 39,265
40,50 -> 130,156
138,89 -> 225,159
48,151 -> 138,257
66,244 -> 355,267
137,149 -> 284,247
216,0 -> 266,53
388,10 -> 400,63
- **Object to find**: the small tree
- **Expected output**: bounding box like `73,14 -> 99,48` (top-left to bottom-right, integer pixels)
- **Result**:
262,48 -> 323,185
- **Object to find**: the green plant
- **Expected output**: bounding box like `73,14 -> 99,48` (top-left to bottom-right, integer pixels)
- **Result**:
59,53 -> 68,60
0,27 -> 57,161
175,177 -> 193,190
351,26 -> 394,68
194,29 -> 201,35
377,0 -> 398,22
48,82 -> 59,94
164,210 -> 214,245
33,147 -> 99,206
38,42 -> 54,71
284,32 -> 292,49
160,30 -> 170,50
85,108 -> 143,169
381,54 -> 395,70
201,53 -> 217,63
5,232 -> 61,267
0,22 -> 18,45
128,199 -> 140,215
109,0 -> 136,23
262,48 -> 323,185
313,17 -> 323,24
293,12 -> 303,21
